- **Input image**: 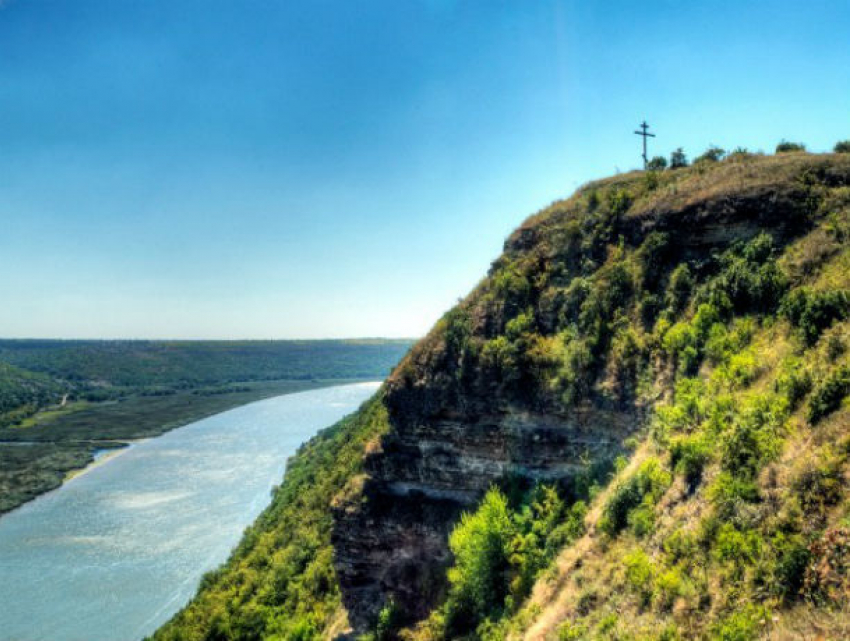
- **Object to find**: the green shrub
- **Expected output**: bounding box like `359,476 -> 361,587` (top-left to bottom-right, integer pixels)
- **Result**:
776,140 -> 806,153
808,364 -> 850,424
670,148 -> 688,168
774,358 -> 813,409
694,146 -> 725,163
607,188 -> 633,217
669,434 -> 711,490
445,488 -> 515,631
662,304 -> 721,374
781,287 -> 850,345
713,523 -> 762,565
768,533 -> 811,601
793,449 -> 843,515
600,458 -> 671,535
624,548 -> 655,604
647,156 -> 668,170
443,484 -> 587,635
702,234 -> 786,314
372,600 -> 402,641
558,622 -> 588,640
663,529 -> 698,563
666,264 -> 694,314
708,472 -> 760,520
835,140 -> 850,153
653,377 -> 708,441
721,394 -> 788,477
711,604 -> 770,640
655,568 -> 685,610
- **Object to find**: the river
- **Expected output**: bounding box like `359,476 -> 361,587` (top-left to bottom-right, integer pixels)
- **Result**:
0,382 -> 379,641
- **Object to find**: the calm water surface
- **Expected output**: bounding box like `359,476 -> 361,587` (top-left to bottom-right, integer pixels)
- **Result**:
0,382 -> 379,641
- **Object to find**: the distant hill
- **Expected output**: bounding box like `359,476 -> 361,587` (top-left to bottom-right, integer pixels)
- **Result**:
0,339 -> 413,399
154,151 -> 850,641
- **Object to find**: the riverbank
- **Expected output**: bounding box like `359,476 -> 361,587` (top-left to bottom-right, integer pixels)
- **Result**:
0,378 -> 365,516
0,383 -> 380,641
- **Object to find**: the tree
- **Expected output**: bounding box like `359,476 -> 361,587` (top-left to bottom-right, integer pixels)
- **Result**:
445,488 -> 515,630
834,140 -> 850,153
647,156 -> 667,171
776,140 -> 806,153
670,148 -> 688,168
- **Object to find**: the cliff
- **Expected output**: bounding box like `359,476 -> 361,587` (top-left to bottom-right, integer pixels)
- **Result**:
153,150 -> 850,641
332,152 -> 850,637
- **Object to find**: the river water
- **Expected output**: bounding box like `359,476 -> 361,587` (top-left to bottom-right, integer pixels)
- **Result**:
0,382 -> 379,641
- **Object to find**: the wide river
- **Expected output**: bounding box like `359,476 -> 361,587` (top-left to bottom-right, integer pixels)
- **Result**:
0,382 -> 379,641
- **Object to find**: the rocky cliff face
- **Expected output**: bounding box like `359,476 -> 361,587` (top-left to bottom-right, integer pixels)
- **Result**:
331,153 -> 850,632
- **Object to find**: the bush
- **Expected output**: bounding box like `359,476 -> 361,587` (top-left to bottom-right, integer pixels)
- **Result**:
600,458 -> 671,536
624,548 -> 655,604
776,140 -> 806,153
808,364 -> 850,424
670,148 -> 688,168
781,287 -> 850,345
711,604 -> 770,640
655,568 -> 685,610
669,434 -> 711,490
769,533 -> 811,601
834,140 -> 850,153
647,155 -> 668,170
666,263 -> 695,314
774,358 -> 812,409
721,393 -> 788,477
445,488 -> 515,631
694,146 -> 725,163
708,472 -> 760,520
558,623 -> 588,640
701,233 -> 786,315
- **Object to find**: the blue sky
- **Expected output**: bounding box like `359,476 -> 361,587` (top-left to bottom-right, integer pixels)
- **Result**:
0,0 -> 848,339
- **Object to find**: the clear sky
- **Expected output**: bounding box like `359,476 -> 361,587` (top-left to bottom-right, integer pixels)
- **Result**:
1,0 -> 848,339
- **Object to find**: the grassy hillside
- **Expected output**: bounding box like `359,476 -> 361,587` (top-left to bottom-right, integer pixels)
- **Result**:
153,150 -> 850,641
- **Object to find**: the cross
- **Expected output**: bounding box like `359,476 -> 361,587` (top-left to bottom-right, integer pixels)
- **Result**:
633,120 -> 655,169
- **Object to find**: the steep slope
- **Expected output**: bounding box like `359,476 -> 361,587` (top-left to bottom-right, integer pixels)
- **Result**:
333,152 -> 850,639
154,151 -> 850,641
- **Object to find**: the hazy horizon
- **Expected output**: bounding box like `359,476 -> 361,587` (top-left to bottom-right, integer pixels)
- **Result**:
1,1 -> 848,339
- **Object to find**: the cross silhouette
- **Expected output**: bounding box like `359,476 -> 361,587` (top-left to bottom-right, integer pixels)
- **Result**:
634,121 -> 655,169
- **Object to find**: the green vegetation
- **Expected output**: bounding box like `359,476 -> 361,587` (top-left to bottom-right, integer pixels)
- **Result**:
836,140 -> 850,153
776,140 -> 806,153
647,156 -> 667,171
415,485 -> 587,640
694,146 -> 725,164
669,147 -> 688,168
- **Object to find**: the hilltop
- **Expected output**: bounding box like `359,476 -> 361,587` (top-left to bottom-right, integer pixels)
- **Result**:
155,150 -> 850,641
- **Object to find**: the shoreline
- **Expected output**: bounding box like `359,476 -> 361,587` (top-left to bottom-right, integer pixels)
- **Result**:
0,378 -> 374,518
63,441 -> 141,482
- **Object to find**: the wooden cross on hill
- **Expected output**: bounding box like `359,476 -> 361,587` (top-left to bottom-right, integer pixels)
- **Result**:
634,120 -> 655,169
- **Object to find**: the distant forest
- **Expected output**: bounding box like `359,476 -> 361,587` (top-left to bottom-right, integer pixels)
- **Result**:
0,339 -> 412,426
